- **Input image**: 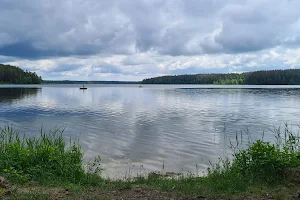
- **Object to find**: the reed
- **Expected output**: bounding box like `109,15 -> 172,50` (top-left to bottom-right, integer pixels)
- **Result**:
2,124 -> 300,199
202,123 -> 300,193
134,123 -> 300,195
0,126 -> 100,184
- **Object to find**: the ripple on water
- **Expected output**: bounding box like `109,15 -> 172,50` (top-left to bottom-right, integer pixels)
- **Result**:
1,85 -> 300,179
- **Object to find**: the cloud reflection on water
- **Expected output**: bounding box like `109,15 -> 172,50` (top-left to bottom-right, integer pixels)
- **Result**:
1,85 -> 300,178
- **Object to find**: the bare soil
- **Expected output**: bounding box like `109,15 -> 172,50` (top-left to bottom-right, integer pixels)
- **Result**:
3,184 -> 300,200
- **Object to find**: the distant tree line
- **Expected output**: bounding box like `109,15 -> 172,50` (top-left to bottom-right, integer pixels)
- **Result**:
141,69 -> 300,85
0,64 -> 42,84
43,80 -> 139,84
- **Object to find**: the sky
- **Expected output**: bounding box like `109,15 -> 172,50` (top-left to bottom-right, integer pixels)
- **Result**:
0,0 -> 300,81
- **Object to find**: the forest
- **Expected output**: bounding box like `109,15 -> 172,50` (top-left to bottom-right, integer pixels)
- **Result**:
43,80 -> 139,84
141,69 -> 300,85
0,64 -> 42,84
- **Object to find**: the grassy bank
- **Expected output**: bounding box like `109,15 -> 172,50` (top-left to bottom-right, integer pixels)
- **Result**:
1,125 -> 300,199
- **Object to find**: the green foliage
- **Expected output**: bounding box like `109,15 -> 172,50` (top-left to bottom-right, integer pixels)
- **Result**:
43,80 -> 139,84
2,125 -> 300,199
213,78 -> 245,85
209,124 -> 300,185
133,124 -> 300,195
142,69 -> 300,85
86,155 -> 103,175
245,70 -> 300,85
0,126 -> 100,184
0,64 -> 42,84
231,140 -> 287,182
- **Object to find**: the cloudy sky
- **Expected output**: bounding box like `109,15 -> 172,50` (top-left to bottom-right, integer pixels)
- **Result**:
1,0 -> 300,81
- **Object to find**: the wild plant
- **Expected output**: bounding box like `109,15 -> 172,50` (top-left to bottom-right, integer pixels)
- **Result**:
209,123 -> 300,184
0,126 -> 87,183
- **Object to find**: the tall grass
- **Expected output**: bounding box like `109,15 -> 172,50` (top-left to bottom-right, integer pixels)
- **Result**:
208,123 -> 300,187
0,126 -> 96,184
1,124 -> 300,198
132,124 -> 300,196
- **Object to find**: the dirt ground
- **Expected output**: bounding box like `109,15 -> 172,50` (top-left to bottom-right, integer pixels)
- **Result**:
1,175 -> 300,200
2,185 -> 299,200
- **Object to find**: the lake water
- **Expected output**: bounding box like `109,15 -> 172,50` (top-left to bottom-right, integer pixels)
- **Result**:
1,84 -> 300,178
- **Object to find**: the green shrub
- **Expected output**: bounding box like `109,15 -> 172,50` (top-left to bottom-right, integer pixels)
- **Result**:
0,126 -> 87,183
210,124 -> 300,184
231,140 -> 298,182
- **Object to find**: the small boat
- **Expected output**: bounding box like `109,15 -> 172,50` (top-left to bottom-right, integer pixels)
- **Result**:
79,85 -> 87,90
139,85 -> 143,88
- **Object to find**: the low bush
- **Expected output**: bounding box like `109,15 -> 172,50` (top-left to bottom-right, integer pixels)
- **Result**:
0,126 -> 96,183
209,124 -> 300,185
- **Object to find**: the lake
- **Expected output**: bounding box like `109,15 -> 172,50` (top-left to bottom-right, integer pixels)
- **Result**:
1,84 -> 300,179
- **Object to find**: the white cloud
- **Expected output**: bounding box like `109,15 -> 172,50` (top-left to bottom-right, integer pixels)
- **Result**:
1,48 -> 298,81
0,0 -> 300,80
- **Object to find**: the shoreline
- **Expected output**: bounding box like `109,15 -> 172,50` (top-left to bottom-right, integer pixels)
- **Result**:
1,125 -> 300,199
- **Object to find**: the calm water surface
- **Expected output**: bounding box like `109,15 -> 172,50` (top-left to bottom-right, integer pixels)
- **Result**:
1,84 -> 300,178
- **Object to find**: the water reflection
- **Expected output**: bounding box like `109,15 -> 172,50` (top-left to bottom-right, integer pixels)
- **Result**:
0,85 -> 300,178
0,88 -> 41,102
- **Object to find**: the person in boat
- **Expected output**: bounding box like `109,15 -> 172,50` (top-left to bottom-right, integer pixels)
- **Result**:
80,85 -> 87,89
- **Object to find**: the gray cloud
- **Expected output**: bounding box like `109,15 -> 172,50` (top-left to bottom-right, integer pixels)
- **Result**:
0,0 -> 135,58
0,0 -> 299,59
51,64 -> 83,73
92,62 -> 122,74
122,54 -> 154,66
3,47 -> 300,81
1,0 -> 300,80
170,66 -> 231,75
211,0 -> 300,53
